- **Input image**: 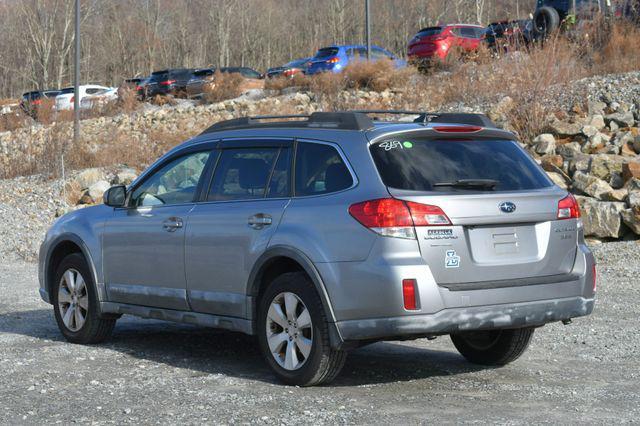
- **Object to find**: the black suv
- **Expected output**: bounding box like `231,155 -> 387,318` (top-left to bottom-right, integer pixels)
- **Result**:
144,69 -> 195,98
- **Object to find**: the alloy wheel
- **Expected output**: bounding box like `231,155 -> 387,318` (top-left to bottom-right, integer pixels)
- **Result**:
57,268 -> 89,332
265,292 -> 313,371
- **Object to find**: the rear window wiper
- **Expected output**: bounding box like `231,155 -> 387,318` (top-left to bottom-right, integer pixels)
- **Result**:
432,179 -> 499,190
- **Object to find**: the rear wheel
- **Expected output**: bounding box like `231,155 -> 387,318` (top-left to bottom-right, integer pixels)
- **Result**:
450,327 -> 535,366
52,253 -> 116,344
257,272 -> 347,386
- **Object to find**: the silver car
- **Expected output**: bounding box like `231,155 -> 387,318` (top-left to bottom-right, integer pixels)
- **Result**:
38,111 -> 596,386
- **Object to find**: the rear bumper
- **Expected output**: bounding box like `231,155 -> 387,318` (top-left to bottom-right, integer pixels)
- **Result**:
336,296 -> 595,341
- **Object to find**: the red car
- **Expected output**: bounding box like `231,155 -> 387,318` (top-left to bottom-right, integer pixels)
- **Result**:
408,24 -> 486,64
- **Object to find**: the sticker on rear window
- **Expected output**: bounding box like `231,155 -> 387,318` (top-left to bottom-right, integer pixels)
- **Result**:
445,250 -> 461,268
379,140 -> 403,151
379,140 -> 415,151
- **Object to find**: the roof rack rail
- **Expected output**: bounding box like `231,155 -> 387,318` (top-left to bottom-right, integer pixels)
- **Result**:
199,110 -> 496,135
200,112 -> 375,134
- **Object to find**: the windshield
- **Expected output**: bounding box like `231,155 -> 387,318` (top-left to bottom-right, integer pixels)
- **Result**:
370,137 -> 553,192
59,87 -> 75,94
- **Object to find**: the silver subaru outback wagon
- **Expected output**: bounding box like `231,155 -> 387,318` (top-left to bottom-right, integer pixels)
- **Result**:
39,111 -> 596,386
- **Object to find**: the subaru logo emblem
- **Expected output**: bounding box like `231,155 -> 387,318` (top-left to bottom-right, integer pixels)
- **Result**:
499,201 -> 516,213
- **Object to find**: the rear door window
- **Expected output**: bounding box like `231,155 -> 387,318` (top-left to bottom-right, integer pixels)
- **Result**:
295,142 -> 353,196
207,148 -> 279,201
370,137 -> 552,192
461,27 -> 480,38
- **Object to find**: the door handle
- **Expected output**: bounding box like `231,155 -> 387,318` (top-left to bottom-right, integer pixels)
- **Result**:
248,213 -> 272,229
162,217 -> 183,232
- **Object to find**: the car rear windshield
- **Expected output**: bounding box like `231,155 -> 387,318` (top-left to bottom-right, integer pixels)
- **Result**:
415,27 -> 442,38
370,137 -> 553,192
59,87 -> 75,94
314,48 -> 339,59
193,68 -> 214,77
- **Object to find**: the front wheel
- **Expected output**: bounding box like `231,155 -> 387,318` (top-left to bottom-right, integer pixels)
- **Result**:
52,253 -> 116,344
450,327 -> 535,366
257,272 -> 347,386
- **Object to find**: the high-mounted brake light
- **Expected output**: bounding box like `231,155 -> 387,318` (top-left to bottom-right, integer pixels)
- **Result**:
160,79 -> 176,86
557,194 -> 580,220
433,125 -> 483,133
348,198 -> 451,239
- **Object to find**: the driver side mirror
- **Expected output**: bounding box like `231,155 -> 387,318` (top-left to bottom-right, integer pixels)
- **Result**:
103,185 -> 127,207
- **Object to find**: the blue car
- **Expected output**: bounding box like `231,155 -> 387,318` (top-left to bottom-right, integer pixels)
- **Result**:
306,44 -> 406,75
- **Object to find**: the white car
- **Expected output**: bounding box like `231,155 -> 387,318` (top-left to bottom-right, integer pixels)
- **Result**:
55,85 -> 111,111
80,87 -> 118,110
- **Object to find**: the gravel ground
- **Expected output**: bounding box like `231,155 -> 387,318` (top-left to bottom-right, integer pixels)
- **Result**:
0,241 -> 638,425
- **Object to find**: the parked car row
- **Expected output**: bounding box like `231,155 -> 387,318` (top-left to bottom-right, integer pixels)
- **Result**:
20,85 -> 116,117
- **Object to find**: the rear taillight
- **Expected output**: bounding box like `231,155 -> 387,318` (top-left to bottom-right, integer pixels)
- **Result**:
70,96 -> 74,104
592,264 -> 597,292
135,85 -> 143,91
402,279 -> 418,310
557,194 -> 580,220
348,198 -> 451,239
433,125 -> 483,133
160,79 -> 176,86
32,99 -> 42,105
283,68 -> 299,77
326,57 -> 340,64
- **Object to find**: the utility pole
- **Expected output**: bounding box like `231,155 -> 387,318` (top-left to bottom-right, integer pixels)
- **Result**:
73,0 -> 80,147
365,0 -> 371,60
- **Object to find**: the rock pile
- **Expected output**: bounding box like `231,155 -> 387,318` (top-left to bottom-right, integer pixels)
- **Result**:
526,95 -> 640,240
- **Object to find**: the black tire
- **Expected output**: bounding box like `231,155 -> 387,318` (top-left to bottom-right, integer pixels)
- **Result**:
257,272 -> 347,386
52,253 -> 116,344
534,6 -> 560,38
450,327 -> 535,366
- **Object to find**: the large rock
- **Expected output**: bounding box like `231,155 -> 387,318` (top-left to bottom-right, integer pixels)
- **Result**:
114,168 -> 138,186
532,133 -> 556,155
622,161 -> 640,183
557,142 -> 582,160
75,168 -> 105,190
87,180 -> 111,204
572,172 -> 613,200
605,111 -> 635,128
589,154 -> 624,181
625,178 -> 640,208
546,171 -> 568,189
621,207 -> 640,235
589,114 -> 606,130
633,135 -> 640,154
549,120 -> 582,137
576,196 -> 626,238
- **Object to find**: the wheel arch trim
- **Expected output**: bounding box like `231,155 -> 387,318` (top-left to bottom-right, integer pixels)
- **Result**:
44,233 -> 105,305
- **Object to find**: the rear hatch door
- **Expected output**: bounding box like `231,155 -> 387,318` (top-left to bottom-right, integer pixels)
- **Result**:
369,133 -> 578,286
